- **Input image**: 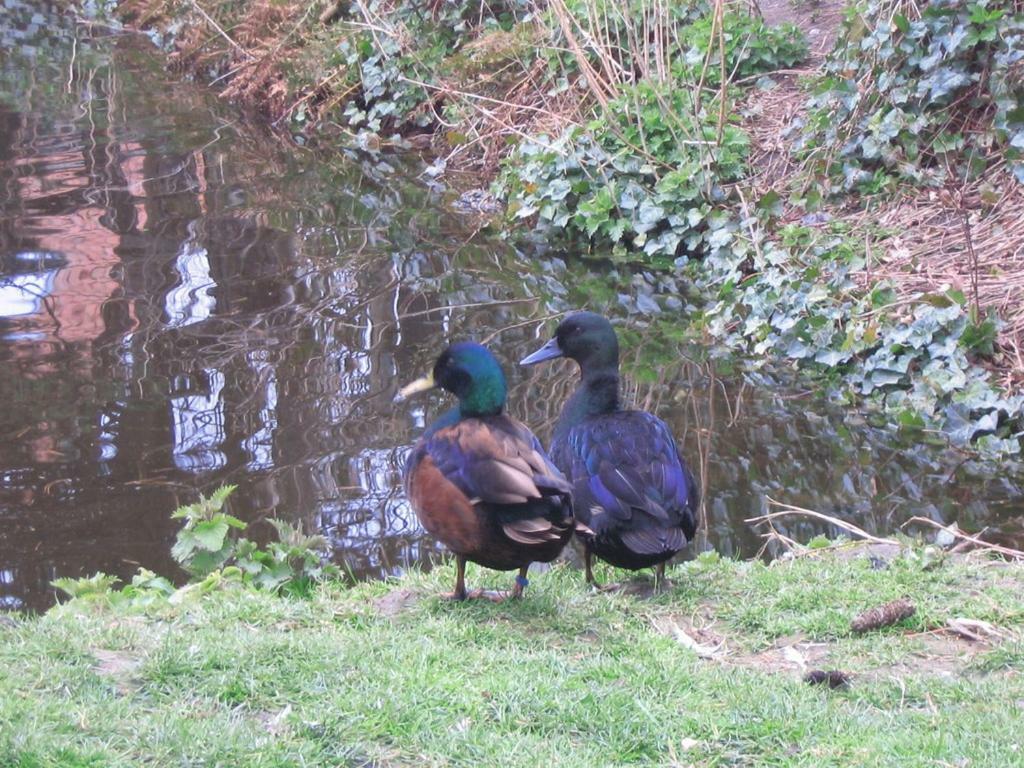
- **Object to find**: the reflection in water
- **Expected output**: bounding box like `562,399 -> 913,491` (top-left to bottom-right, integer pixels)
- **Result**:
170,369 -> 227,473
1,2 -> 1023,613
165,222 -> 217,327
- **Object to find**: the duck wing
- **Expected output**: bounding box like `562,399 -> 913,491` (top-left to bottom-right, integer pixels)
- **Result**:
420,416 -> 573,544
554,410 -> 698,553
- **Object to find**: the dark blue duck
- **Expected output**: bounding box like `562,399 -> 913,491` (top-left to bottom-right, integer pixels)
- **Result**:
398,342 -> 574,601
521,312 -> 699,586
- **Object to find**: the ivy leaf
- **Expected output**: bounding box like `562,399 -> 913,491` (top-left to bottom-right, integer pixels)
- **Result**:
635,200 -> 666,233
815,348 -> 850,366
925,68 -> 970,101
756,190 -> 784,217
870,369 -> 905,387
546,179 -> 572,202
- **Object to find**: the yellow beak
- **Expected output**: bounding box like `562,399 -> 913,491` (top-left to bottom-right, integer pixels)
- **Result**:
395,372 -> 436,402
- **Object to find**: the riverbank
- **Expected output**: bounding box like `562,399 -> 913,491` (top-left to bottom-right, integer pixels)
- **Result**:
106,0 -> 1024,456
3,542 -> 1023,765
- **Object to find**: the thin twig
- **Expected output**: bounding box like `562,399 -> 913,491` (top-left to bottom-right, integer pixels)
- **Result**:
748,498 -> 900,546
189,0 -> 253,60
901,517 -> 1024,560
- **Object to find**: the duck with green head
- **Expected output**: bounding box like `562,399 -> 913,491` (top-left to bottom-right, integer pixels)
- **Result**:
521,312 -> 699,588
398,342 -> 574,600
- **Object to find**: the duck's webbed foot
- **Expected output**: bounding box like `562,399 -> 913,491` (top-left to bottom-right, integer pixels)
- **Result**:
465,588 -> 513,603
509,567 -> 530,599
442,556 -> 470,601
652,562 -> 673,592
585,550 -> 621,592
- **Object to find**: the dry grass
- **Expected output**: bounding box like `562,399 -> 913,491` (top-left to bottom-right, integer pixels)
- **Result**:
119,0 -> 304,119
424,27 -> 588,174
863,170 -> 1024,387
740,74 -> 814,194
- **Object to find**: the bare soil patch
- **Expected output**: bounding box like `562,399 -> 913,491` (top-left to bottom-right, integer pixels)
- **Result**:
654,596 -> 1018,685
92,648 -> 144,694
757,0 -> 847,62
373,588 -> 420,618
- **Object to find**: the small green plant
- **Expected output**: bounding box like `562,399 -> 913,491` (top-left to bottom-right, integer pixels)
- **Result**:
52,489 -> 338,607
171,486 -> 338,595
677,13 -> 807,84
961,308 -> 999,357
235,520 -> 337,596
51,573 -> 120,600
170,485 -> 246,578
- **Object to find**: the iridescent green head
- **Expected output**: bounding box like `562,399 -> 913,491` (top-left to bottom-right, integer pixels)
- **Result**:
397,342 -> 507,417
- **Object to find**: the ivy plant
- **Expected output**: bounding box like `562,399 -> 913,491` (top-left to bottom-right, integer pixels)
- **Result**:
499,82 -> 750,265
799,0 -> 1024,187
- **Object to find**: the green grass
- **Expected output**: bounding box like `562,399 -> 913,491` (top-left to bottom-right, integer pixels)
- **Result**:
2,548 -> 1023,767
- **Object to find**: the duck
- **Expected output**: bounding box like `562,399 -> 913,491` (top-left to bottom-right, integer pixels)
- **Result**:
397,342 -> 574,601
520,312 -> 699,588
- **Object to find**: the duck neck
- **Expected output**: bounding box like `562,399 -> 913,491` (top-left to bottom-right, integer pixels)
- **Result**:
423,406 -> 462,439
554,366 -> 620,443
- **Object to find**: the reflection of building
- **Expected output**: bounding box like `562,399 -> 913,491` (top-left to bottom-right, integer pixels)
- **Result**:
170,369 -> 227,472
0,59 -> 451,611
1,7 -> 577,613
243,351 -> 277,471
165,222 -> 217,327
4,144 -> 137,351
0,262 -> 58,319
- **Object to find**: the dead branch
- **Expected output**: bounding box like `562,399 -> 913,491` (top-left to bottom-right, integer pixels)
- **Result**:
747,498 -> 900,546
901,516 -> 1024,560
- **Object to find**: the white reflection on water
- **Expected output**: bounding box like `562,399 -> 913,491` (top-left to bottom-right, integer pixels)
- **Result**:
170,369 -> 226,472
0,271 -> 57,318
244,351 -> 277,471
165,222 -> 216,328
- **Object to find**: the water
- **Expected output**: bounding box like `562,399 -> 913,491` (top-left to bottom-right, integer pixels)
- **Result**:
2,3 -> 1022,613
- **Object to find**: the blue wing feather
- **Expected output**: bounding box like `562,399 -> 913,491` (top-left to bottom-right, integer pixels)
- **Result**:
553,410 -> 698,551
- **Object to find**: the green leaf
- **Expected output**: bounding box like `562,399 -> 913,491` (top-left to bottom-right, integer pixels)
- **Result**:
897,409 -> 926,430
756,190 -> 783,217
51,573 -> 119,599
171,530 -> 199,562
221,514 -> 248,530
193,520 -> 230,552
209,484 -> 237,510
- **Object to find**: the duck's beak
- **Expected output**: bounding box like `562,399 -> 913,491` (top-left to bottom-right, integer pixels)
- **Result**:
395,372 -> 435,402
520,337 -> 563,366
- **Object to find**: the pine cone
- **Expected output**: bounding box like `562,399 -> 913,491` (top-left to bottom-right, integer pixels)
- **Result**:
850,598 -> 916,633
804,669 -> 851,689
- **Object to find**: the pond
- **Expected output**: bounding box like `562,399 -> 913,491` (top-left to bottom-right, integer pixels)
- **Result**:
2,2 -> 1022,612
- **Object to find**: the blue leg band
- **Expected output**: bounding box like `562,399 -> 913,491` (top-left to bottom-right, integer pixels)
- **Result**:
515,575 -> 529,589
